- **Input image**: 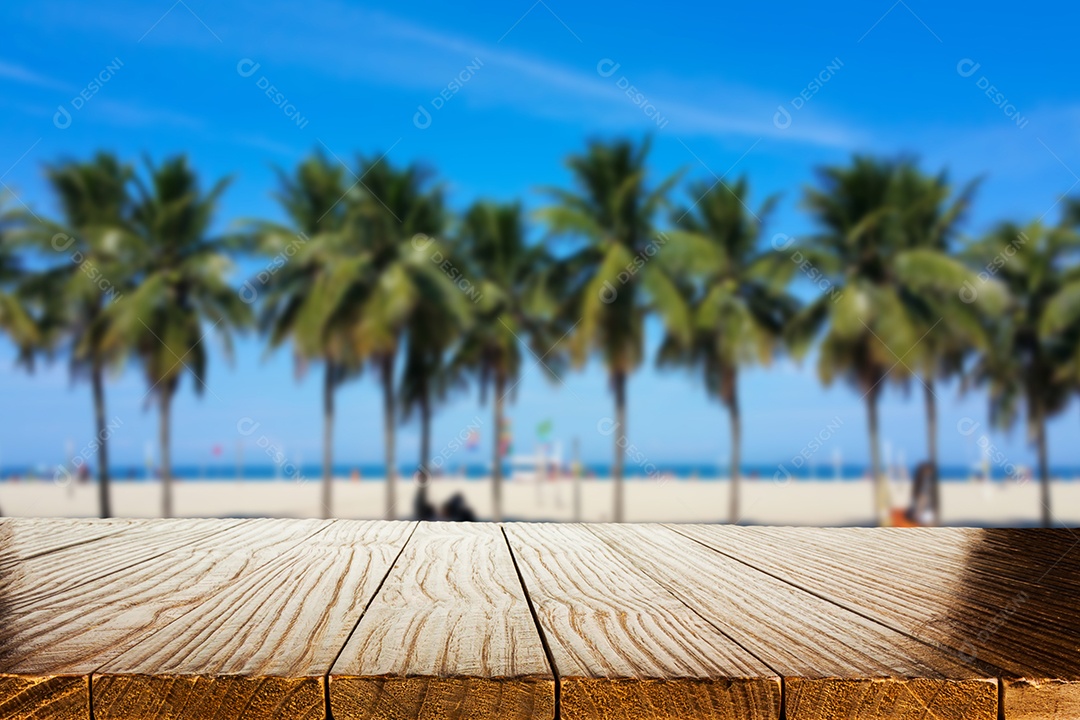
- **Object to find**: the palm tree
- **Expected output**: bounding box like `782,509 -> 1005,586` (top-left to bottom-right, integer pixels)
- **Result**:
971,213 -> 1080,527
793,156 -> 986,525
27,155 -> 133,518
1043,198 -> 1080,435
661,178 -> 797,523
539,138 -> 687,522
888,165 -> 993,511
254,153 -> 354,518
102,156 -> 251,518
0,198 -> 36,360
0,200 -> 35,518
341,155 -> 450,519
450,201 -> 558,521
398,262 -> 471,496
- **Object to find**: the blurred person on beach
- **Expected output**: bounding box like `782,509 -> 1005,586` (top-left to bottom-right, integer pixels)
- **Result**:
441,493 -> 476,522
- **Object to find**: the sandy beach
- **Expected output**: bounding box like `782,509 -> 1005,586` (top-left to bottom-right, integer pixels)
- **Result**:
2,476 -> 1077,526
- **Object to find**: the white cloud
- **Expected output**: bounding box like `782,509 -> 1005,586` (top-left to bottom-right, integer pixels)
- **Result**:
286,7 -> 866,148
91,98 -> 205,130
24,0 -> 864,149
0,59 -> 71,92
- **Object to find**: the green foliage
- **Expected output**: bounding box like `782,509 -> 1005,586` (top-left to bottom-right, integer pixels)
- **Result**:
794,156 -> 990,393
967,217 -> 1080,434
337,155 -> 451,364
101,155 -> 251,398
0,199 -> 37,356
539,137 -> 686,375
21,154 -> 136,376
447,201 -> 557,405
254,152 -> 357,372
659,177 -> 797,404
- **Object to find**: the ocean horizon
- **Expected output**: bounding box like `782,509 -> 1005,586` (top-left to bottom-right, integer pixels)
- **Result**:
4,463 -> 1076,483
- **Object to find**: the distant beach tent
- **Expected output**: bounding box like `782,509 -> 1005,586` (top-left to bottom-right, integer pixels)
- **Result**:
508,443 -> 564,482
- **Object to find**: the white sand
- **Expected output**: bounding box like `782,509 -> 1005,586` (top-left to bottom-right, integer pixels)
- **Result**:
1,476 -> 1077,526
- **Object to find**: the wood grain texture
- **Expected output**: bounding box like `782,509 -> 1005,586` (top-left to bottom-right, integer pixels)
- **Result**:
92,520 -> 415,720
0,519 -> 328,720
785,677 -> 998,720
1003,677 -> 1080,720
1,518 -> 242,611
0,676 -> 86,720
504,523 -> 780,720
4,520 -> 1077,720
0,518 -> 144,572
329,522 -> 554,720
589,524 -> 998,720
670,525 -> 1080,720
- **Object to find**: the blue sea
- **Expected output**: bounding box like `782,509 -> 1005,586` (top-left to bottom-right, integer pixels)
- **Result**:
3,463 -> 1076,482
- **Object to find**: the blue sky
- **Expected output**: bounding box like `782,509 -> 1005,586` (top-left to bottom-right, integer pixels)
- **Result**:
1,0 -> 1079,472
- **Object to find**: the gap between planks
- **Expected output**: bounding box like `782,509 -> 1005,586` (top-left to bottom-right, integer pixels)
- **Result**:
502,526 -> 562,720
586,523 -> 998,720
318,521 -> 420,720
88,520 -> 416,720
666,524 -> 1080,720
665,523 -> 1009,676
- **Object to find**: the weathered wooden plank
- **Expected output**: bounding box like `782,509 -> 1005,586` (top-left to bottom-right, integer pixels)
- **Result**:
0,518 -> 145,572
7,519 -> 1078,720
0,518 -> 329,720
589,524 -> 998,720
671,525 -> 1080,720
0,519 -> 153,720
91,520 -> 415,720
1,518 -> 245,611
503,523 -> 780,720
329,522 -> 554,720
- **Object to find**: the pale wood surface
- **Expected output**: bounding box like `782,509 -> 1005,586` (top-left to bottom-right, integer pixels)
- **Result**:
1,519 -> 242,612
504,523 -> 780,720
92,520 -> 414,720
329,522 -> 554,720
2,519 -> 1078,720
0,518 -> 145,572
0,519 -> 328,720
670,525 -> 1080,720
589,524 -> 999,720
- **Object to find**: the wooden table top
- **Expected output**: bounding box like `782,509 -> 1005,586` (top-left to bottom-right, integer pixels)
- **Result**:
0,519 -> 1077,720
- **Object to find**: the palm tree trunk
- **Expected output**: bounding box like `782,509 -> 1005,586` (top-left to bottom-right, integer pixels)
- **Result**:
1036,404 -> 1051,528
381,354 -> 397,520
866,388 -> 887,526
321,362 -> 334,520
160,389 -> 173,519
419,390 -> 432,485
727,375 -> 741,525
923,377 -> 938,471
612,370 -> 627,523
91,362 -> 111,518
492,373 -> 506,522
923,376 -> 939,522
